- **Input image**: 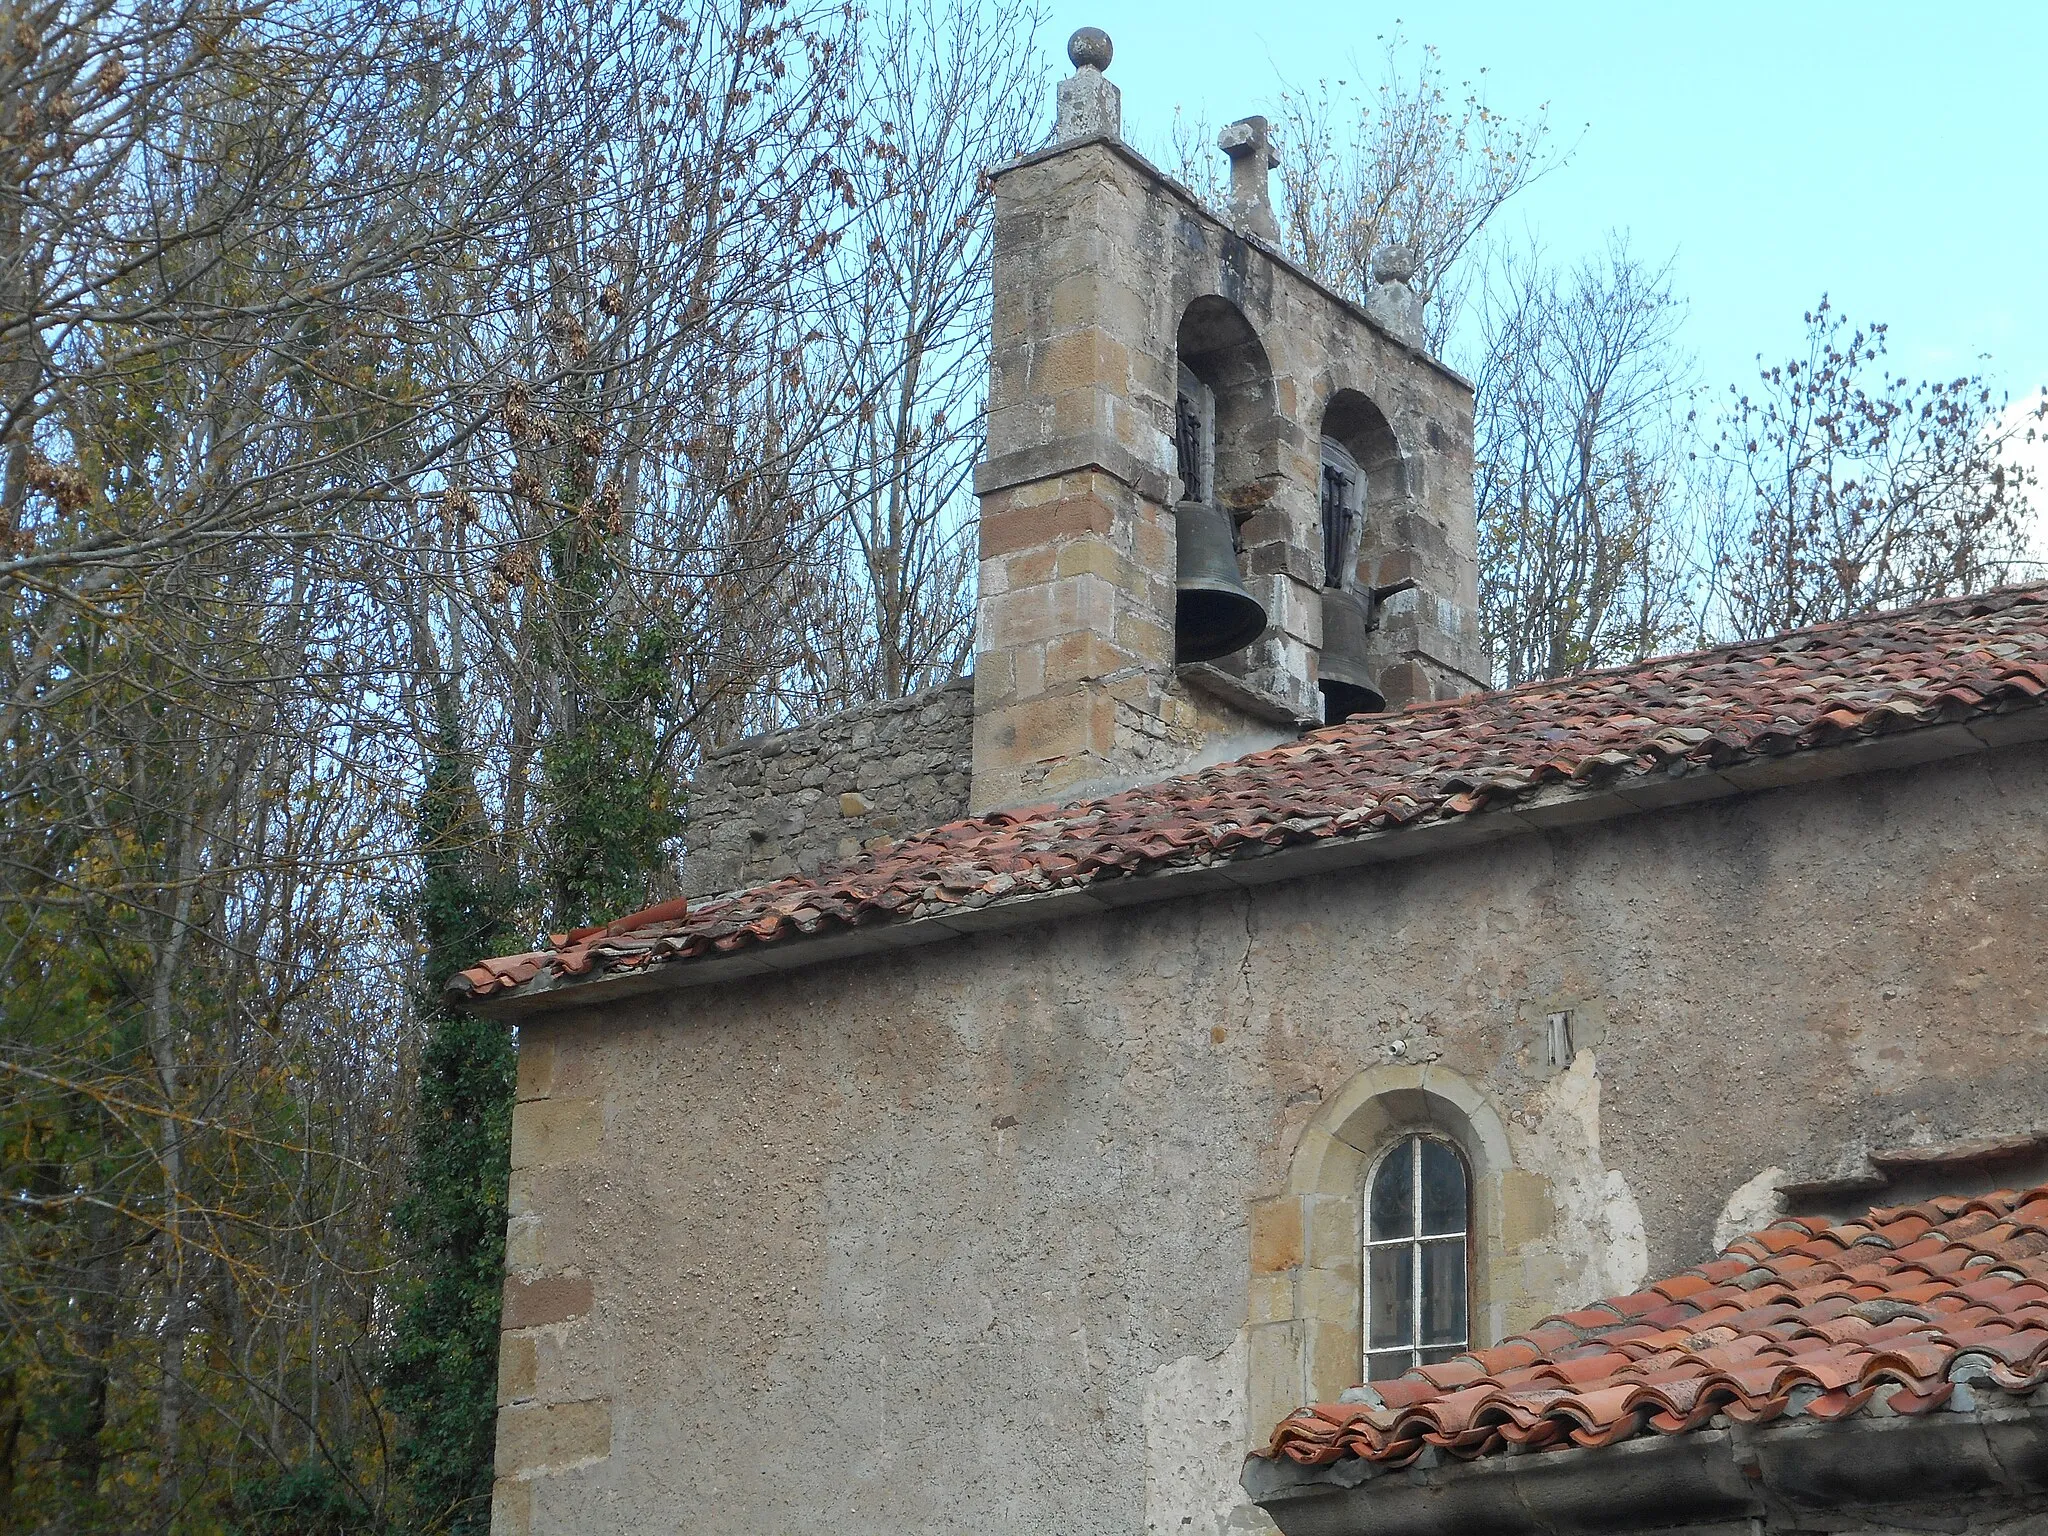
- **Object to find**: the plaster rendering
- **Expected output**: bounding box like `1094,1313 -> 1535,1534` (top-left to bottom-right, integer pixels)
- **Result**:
491,741 -> 2048,1534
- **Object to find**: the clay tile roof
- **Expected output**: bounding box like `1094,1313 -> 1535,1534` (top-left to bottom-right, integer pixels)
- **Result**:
1255,1184 -> 2048,1474
447,584 -> 2048,1006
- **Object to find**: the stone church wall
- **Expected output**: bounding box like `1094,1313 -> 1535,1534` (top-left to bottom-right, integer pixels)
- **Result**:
682,676 -> 972,897
497,740 -> 2048,1536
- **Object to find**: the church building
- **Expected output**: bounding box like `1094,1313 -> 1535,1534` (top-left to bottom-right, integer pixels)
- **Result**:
459,33 -> 2048,1536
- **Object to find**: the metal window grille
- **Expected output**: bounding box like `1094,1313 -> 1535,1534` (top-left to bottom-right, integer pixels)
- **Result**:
1363,1135 -> 1470,1381
1320,464 -> 1354,588
1175,392 -> 1204,502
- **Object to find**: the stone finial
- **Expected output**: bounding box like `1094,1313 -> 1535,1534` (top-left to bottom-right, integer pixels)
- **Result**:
1370,240 -> 1418,286
1367,239 -> 1425,348
1067,26 -> 1112,71
1056,26 -> 1121,143
1218,116 -> 1281,244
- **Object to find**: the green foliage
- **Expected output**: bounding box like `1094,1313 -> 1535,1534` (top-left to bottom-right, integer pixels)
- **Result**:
535,429 -> 687,931
233,1462 -> 380,1536
411,700 -> 516,1001
382,1009 -> 513,1536
540,626 -> 686,929
384,708 -> 516,1536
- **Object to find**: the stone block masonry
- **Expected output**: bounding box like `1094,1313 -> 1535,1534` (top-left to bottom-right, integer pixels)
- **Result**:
968,106 -> 1486,810
682,676 -> 973,897
492,1034 -> 612,1535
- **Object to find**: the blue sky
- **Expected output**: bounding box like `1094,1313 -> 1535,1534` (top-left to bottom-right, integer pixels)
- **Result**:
1051,3 -> 2046,426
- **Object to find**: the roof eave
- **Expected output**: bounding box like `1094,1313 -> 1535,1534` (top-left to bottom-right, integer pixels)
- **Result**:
1244,1405 -> 2048,1536
462,706 -> 2048,1019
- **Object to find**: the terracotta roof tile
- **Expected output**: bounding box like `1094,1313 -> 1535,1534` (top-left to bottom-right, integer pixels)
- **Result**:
448,584 -> 2048,1004
1256,1184 -> 2048,1473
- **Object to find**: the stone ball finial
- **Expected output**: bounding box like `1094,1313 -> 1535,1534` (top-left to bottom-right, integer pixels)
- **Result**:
1371,240 -> 1419,286
1067,26 -> 1112,73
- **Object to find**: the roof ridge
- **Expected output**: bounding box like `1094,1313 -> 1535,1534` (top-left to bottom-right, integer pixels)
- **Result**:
1293,581 -> 2048,739
451,582 -> 2048,1006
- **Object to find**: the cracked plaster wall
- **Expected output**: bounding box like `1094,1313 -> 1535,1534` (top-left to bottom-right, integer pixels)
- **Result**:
497,740 -> 2048,1535
1143,1333 -> 1252,1536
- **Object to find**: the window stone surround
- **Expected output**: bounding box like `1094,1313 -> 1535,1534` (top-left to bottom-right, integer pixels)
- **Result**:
1248,1063 -> 1533,1440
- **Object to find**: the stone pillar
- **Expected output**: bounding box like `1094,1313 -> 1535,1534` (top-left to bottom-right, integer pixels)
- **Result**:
489,1032 -> 612,1534
970,32 -> 1184,812
1356,239 -> 1488,705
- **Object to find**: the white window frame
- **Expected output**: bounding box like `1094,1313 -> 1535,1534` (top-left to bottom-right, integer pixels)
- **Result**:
1362,1133 -> 1471,1380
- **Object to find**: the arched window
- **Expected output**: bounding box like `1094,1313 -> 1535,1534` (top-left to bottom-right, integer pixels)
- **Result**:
1316,389 -> 1403,591
1363,1134 -> 1470,1380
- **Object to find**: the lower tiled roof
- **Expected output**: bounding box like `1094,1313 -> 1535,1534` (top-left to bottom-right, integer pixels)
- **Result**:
449,584 -> 2048,1005
1258,1185 -> 2048,1471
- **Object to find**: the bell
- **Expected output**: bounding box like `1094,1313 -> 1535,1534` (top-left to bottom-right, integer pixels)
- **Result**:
1174,501 -> 1268,663
1318,586 -> 1386,724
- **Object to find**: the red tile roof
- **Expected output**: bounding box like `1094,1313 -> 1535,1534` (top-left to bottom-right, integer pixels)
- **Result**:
1257,1185 -> 2048,1471
448,584 -> 2048,1005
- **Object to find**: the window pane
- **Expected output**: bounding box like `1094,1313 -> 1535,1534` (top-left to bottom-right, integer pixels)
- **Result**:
1419,1237 -> 1467,1347
1369,1140 -> 1414,1241
1366,1350 -> 1412,1382
1418,1345 -> 1464,1367
1367,1245 -> 1413,1350
1419,1139 -> 1466,1236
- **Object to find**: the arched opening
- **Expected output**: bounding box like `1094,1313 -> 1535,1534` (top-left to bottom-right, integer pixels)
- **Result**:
1171,297 -> 1277,662
1319,390 -> 1403,558
1247,1063 -> 1529,1437
1316,391 -> 1406,724
1178,296 -> 1279,509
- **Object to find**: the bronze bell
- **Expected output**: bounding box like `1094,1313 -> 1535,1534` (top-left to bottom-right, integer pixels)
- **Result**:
1174,501 -> 1267,663
1318,585 -> 1386,724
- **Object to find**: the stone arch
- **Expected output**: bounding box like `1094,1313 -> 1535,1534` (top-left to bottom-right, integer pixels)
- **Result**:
1315,389 -> 1406,590
1245,1063 -> 1531,1439
1175,295 -> 1281,510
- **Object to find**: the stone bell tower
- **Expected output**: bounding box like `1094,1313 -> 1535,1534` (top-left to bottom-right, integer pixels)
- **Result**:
967,28 -> 1487,814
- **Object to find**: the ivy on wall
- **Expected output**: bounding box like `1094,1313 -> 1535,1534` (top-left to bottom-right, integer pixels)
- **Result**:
383,702 -> 517,1535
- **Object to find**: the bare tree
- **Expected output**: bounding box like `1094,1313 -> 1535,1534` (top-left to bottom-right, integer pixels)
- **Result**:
3,0 -> 544,701
1161,38 -> 1551,350
799,0 -> 1048,707
1,2 -> 534,1524
1703,298 -> 2040,638
0,0 -> 879,1524
1473,238 -> 1698,685
395,0 -> 870,890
